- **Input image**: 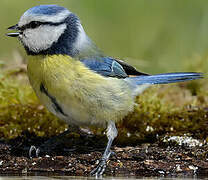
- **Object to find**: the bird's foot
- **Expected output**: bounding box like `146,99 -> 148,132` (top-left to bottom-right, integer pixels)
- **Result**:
28,128 -> 74,158
29,145 -> 40,158
29,144 -> 55,158
90,158 -> 107,178
90,150 -> 114,177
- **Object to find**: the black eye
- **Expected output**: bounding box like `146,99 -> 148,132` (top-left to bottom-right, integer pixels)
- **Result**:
29,21 -> 41,29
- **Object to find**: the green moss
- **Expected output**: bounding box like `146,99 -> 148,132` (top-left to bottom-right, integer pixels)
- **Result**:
117,81 -> 208,145
0,65 -> 207,145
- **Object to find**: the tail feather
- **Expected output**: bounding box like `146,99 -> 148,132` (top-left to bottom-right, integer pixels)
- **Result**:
127,72 -> 203,86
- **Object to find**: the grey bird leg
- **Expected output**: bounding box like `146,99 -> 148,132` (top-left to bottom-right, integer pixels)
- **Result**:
91,121 -> 118,177
29,125 -> 80,158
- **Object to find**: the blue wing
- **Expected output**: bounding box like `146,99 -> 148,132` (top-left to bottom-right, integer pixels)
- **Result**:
80,57 -> 149,78
80,57 -> 128,78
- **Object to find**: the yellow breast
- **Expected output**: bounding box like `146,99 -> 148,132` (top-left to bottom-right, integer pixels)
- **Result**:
27,55 -> 134,127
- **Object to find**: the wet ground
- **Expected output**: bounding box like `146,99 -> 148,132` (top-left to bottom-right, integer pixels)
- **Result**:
0,134 -> 208,178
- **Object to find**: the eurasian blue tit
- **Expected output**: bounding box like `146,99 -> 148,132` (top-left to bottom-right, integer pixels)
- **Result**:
6,5 -> 203,177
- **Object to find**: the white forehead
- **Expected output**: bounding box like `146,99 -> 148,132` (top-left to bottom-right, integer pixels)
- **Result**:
18,5 -> 71,27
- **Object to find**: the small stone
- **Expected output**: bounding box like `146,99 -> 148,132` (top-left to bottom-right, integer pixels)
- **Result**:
176,164 -> 182,172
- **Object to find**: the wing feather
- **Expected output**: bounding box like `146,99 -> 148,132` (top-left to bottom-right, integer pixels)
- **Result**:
80,57 -> 149,78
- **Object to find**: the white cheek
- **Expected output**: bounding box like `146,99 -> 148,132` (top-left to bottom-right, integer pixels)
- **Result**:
21,24 -> 67,53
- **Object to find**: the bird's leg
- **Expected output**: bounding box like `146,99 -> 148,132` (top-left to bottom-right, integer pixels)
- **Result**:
29,124 -> 80,158
91,121 -> 118,177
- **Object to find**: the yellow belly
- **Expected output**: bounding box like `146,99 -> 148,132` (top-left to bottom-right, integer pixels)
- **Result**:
27,55 -> 134,127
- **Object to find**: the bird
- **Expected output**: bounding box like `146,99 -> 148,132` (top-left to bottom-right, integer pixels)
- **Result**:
6,4 -> 203,177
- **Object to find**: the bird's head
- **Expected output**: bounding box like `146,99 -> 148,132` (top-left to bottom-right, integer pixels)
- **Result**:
6,5 -> 92,57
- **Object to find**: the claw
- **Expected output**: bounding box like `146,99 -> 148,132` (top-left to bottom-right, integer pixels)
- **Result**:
90,158 -> 107,178
90,151 -> 114,177
29,146 -> 40,158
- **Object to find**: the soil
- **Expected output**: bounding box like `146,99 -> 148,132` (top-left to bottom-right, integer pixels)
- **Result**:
0,133 -> 207,178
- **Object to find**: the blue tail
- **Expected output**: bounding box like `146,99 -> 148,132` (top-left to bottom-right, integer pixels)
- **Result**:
127,72 -> 203,85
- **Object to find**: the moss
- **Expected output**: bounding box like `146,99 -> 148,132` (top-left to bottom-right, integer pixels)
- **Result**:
116,81 -> 208,145
0,64 -> 207,145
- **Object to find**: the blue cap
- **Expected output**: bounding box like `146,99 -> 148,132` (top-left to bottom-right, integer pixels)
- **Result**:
26,5 -> 68,16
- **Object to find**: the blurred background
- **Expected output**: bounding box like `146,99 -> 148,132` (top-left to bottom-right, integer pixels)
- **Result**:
1,0 -> 208,73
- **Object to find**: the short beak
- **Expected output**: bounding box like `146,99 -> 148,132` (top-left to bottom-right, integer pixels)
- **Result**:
7,24 -> 19,30
6,24 -> 20,37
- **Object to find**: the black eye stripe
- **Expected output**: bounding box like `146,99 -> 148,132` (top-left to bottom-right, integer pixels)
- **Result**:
19,21 -> 65,31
